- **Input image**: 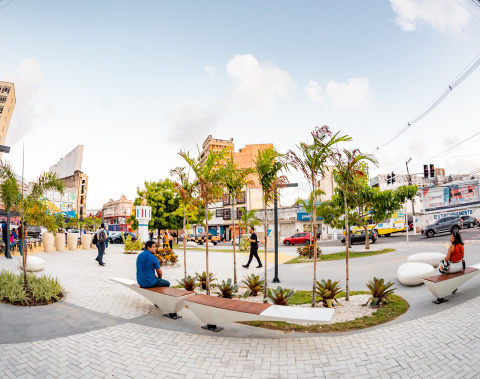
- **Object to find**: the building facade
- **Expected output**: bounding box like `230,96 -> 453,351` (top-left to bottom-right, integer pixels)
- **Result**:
102,195 -> 133,232
0,81 -> 16,157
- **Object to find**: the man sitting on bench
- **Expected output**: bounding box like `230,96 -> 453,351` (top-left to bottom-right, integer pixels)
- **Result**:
136,241 -> 170,288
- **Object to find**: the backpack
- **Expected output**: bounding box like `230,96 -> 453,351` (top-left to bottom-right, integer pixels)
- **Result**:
92,234 -> 98,245
98,230 -> 106,243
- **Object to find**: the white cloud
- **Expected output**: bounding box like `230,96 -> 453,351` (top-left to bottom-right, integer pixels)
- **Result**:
163,101 -> 218,146
225,54 -> 294,114
389,0 -> 471,33
325,77 -> 372,110
3,59 -> 56,145
205,65 -> 217,75
304,80 -> 325,104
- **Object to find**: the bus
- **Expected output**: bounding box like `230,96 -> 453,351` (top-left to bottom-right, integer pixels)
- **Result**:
348,211 -> 406,237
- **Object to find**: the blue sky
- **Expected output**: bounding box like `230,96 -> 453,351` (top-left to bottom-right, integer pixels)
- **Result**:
2,0 -> 480,208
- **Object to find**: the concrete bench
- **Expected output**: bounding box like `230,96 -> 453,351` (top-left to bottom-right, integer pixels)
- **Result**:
422,264 -> 480,304
183,294 -> 335,332
110,278 -> 195,319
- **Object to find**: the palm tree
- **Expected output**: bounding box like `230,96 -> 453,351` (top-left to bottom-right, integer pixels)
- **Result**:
179,148 -> 227,295
170,166 -> 198,280
288,126 -> 351,307
0,161 -> 20,259
332,148 -> 377,301
294,188 -> 325,245
220,153 -> 254,284
254,147 -> 289,302
238,207 -> 261,236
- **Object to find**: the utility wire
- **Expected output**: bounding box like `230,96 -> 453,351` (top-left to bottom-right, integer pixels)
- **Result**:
453,0 -> 480,20
375,49 -> 480,151
0,0 -> 15,11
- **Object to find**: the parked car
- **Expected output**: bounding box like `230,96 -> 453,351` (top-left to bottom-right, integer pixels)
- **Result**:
341,229 -> 378,245
195,233 -> 220,245
109,232 -> 137,244
421,216 -> 463,238
283,232 -> 314,246
460,216 -> 477,228
178,233 -> 195,242
27,226 -> 41,238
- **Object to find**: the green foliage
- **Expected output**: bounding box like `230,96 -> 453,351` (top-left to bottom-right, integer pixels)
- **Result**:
215,278 -> 240,298
238,207 -> 261,233
122,234 -> 143,254
176,275 -> 198,291
267,286 -> 295,305
296,244 -> 321,259
195,271 -> 217,290
0,270 -> 63,305
365,277 -> 396,307
241,274 -> 265,296
67,217 -> 80,229
53,213 -> 66,234
239,235 -> 250,251
316,279 -> 343,306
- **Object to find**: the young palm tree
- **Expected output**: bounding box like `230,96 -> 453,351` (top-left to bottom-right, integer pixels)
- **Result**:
179,149 -> 227,295
332,148 -> 377,301
288,126 -> 351,307
294,188 -> 325,244
254,147 -> 289,302
170,166 -> 198,280
0,161 -> 20,259
220,154 -> 254,284
238,207 -> 261,236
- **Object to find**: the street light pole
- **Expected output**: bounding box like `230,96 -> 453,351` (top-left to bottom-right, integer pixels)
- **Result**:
0,144 -> 12,258
273,183 -> 298,283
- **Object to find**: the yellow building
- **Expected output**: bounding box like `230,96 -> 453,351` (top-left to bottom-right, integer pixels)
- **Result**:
0,81 -> 16,157
199,135 -> 234,162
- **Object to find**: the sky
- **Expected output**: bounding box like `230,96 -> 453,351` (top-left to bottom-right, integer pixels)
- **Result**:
1,0 -> 480,209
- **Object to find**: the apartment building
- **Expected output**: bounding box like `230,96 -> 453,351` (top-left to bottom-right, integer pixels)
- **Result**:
0,81 -> 16,157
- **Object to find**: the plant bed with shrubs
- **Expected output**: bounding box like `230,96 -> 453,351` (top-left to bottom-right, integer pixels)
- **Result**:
153,247 -> 179,267
0,270 -> 64,306
285,248 -> 395,264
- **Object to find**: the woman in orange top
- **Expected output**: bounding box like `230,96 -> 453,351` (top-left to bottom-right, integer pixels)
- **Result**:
443,231 -> 464,274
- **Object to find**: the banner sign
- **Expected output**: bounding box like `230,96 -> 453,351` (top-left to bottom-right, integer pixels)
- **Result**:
422,180 -> 480,213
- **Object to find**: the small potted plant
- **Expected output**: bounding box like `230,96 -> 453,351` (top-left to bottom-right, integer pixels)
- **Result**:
364,277 -> 396,307
42,213 -> 56,253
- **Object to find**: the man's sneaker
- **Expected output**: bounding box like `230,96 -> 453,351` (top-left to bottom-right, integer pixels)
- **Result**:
99,263 -> 105,266
256,265 -> 263,268
242,264 -> 249,268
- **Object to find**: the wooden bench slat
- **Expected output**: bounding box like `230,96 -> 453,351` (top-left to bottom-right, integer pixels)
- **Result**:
185,294 -> 272,315
423,267 -> 478,283
138,286 -> 194,297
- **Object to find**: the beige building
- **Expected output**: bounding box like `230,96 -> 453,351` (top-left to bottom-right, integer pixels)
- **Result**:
199,135 -> 234,162
103,195 -> 133,231
318,166 -> 336,202
0,81 -> 16,157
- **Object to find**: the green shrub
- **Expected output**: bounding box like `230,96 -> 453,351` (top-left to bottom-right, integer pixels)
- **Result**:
215,278 -> 240,298
241,273 -> 264,296
195,271 -> 217,290
297,244 -> 321,259
176,275 -> 198,291
0,270 -> 63,306
316,279 -> 342,307
267,286 -> 294,305
365,277 -> 396,307
122,234 -> 143,254
239,235 -> 250,251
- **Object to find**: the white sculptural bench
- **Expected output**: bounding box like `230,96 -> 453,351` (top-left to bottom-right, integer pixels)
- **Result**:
183,294 -> 335,332
422,264 -> 480,304
110,278 -> 195,319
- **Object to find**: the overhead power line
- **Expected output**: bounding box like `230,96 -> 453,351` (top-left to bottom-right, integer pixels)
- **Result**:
375,50 -> 480,151
0,0 -> 15,11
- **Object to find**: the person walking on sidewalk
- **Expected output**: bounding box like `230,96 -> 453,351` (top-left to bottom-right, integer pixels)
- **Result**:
95,223 -> 107,266
242,227 -> 262,269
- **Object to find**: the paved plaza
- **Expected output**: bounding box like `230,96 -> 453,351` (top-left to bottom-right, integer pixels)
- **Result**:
1,238 -> 480,378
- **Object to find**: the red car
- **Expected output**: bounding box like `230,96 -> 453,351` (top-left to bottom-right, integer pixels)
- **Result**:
283,232 -> 314,246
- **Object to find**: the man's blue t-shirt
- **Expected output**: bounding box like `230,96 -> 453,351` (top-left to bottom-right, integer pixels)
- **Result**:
136,250 -> 160,288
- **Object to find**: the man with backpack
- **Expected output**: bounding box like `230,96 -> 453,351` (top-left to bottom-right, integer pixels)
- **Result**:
95,223 -> 107,266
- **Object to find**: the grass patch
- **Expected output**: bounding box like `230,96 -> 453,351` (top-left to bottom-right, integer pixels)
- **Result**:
173,244 -> 264,253
285,248 -> 395,264
241,290 -> 409,333
0,270 -> 64,306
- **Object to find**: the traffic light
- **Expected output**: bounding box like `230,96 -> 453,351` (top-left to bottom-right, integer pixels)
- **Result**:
387,173 -> 391,185
423,165 -> 429,179
391,171 -> 395,184
430,164 -> 435,178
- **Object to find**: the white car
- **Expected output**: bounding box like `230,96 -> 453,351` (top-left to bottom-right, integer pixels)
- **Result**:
232,234 -> 251,246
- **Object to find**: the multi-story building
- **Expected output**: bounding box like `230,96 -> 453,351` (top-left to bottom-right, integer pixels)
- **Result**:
102,195 -> 133,232
199,135 -> 234,162
0,81 -> 16,156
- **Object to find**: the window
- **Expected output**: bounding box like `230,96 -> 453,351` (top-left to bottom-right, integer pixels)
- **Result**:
0,97 -> 6,103
236,192 -> 246,204
0,107 -> 3,114
0,87 -> 10,94
215,209 -> 223,218
236,207 -> 244,219
223,209 -> 231,220
223,194 -> 230,205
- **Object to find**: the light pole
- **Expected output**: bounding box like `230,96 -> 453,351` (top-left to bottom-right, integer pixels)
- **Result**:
273,183 -> 298,283
405,158 -> 416,234
1,144 -> 12,258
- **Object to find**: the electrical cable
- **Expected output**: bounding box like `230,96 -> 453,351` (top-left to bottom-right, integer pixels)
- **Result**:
0,0 -> 15,11
375,49 -> 480,152
453,0 -> 480,20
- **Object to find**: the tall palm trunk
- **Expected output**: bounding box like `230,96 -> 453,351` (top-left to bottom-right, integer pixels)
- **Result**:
312,198 -> 317,307
183,207 -> 187,279
205,201 -> 210,295
263,205 -> 268,303
344,191 -> 350,301
232,201 -> 237,284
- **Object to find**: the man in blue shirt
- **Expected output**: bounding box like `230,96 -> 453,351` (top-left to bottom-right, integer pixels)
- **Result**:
136,240 -> 170,288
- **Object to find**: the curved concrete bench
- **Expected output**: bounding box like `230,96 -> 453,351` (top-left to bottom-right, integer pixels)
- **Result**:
407,252 -> 445,267
186,241 -> 197,247
18,256 -> 44,272
110,278 -> 195,319
423,263 -> 480,304
183,294 -> 334,332
397,262 -> 435,286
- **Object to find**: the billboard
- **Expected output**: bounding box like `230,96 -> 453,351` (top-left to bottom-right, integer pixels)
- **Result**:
421,180 -> 480,213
